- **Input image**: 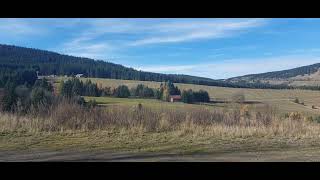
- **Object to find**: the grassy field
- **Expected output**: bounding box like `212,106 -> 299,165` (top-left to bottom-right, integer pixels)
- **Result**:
2,114 -> 320,161
53,77 -> 320,116
2,129 -> 320,161
83,96 -> 234,112
2,77 -> 320,161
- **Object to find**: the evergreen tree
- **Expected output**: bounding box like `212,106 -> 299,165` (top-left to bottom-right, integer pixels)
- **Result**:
158,81 -> 181,101
114,85 -> 130,98
30,87 -> 53,109
181,89 -> 194,104
181,89 -> 210,104
193,89 -> 210,102
33,78 -> 53,92
1,82 -> 17,111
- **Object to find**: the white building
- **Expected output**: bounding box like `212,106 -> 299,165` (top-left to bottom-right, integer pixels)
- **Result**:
75,74 -> 84,78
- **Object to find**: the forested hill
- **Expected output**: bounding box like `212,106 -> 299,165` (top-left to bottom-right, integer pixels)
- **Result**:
228,63 -> 320,81
1,44 -> 317,90
0,44 -> 228,86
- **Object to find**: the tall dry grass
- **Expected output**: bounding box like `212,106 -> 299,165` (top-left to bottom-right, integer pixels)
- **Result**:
1,100 -> 320,138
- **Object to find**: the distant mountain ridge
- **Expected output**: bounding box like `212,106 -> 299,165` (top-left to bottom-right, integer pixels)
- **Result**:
228,63 -> 320,81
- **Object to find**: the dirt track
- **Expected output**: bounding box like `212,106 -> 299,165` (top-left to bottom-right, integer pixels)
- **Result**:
1,147 -> 320,161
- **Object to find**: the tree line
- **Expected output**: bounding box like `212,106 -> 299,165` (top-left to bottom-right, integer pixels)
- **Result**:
181,89 -> 210,104
1,77 -> 54,112
58,79 -> 211,104
59,78 -> 154,99
1,75 -> 211,114
0,78 -> 103,113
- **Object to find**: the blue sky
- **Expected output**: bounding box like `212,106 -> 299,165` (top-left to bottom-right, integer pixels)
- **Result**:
1,18 -> 320,79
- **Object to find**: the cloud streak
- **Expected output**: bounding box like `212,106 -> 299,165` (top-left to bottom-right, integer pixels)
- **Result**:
54,18 -> 267,59
0,18 -> 48,37
58,37 -> 116,59
129,19 -> 266,46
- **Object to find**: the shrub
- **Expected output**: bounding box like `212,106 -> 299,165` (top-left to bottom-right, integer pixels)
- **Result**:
30,87 -> 53,109
193,89 -> 210,103
131,84 -> 155,98
86,99 -> 97,108
33,78 -> 53,92
114,85 -> 130,98
2,81 -> 55,113
313,116 -> 320,123
181,89 -> 210,104
288,112 -> 303,121
101,87 -> 112,96
142,87 -> 155,98
71,96 -> 86,106
181,89 -> 194,104
306,116 -> 314,122
59,78 -> 101,97
154,89 -> 161,99
284,113 -> 290,118
1,87 -> 17,112
240,105 -> 250,117
14,85 -> 32,113
294,97 -> 299,104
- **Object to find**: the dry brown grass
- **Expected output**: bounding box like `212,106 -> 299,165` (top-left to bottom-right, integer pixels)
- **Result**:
1,100 -> 320,139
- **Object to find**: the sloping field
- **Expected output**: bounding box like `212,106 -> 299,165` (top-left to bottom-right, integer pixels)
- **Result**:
53,77 -> 320,116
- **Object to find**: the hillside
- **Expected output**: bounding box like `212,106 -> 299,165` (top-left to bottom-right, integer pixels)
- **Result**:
0,44 -> 238,87
227,63 -> 320,87
1,44 -> 320,90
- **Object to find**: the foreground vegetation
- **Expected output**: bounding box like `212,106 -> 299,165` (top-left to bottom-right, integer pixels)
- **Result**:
1,99 -> 320,156
2,76 -> 320,160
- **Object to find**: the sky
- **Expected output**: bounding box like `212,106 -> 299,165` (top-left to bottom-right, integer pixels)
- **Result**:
1,18 -> 320,79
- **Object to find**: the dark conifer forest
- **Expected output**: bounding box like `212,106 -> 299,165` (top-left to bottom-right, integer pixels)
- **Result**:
0,44 -> 225,87
1,44 -> 320,90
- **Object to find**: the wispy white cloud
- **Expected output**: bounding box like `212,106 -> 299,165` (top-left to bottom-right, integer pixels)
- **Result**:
0,18 -> 48,37
55,18 -> 267,58
58,37 -> 116,59
129,19 -> 266,46
0,18 -> 85,45
136,54 -> 320,79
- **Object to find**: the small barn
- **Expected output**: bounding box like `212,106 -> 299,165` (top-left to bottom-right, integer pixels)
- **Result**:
170,95 -> 181,102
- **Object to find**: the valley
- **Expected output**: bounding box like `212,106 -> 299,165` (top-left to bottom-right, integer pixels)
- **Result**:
2,44 -> 320,161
